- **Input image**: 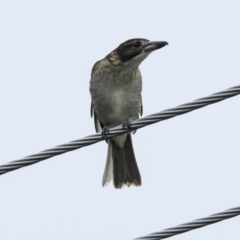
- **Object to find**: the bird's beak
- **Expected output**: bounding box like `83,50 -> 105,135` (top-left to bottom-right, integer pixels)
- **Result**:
143,41 -> 168,53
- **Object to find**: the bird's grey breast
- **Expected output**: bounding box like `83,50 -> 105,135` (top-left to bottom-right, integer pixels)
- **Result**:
90,60 -> 142,127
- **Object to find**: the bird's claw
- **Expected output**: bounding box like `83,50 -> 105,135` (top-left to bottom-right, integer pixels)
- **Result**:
122,119 -> 132,133
101,126 -> 109,143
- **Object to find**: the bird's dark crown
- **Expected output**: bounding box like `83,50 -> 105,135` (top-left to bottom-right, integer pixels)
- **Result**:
107,38 -> 149,65
106,38 -> 168,66
116,38 -> 149,62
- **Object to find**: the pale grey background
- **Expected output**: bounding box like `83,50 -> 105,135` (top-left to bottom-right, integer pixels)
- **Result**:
0,1 -> 239,239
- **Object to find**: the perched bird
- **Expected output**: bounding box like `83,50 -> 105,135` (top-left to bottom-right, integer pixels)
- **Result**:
90,38 -> 168,188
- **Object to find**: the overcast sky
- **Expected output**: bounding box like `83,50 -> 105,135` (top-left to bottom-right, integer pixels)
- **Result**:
0,1 -> 240,240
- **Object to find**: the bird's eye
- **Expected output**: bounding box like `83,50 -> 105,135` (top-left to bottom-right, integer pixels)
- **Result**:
133,42 -> 140,48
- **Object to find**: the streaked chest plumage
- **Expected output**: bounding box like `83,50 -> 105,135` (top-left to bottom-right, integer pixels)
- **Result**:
90,60 -> 142,128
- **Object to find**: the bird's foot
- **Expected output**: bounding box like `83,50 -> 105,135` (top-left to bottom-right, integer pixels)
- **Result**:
101,126 -> 109,143
122,119 -> 133,133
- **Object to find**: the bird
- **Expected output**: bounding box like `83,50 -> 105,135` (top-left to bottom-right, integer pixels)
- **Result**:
90,38 -> 168,188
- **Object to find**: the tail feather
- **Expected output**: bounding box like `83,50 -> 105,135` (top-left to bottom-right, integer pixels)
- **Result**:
123,134 -> 141,186
102,134 -> 141,189
112,141 -> 127,188
102,140 -> 113,187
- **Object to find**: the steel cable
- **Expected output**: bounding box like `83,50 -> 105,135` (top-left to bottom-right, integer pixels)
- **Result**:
135,206 -> 240,239
0,85 -> 239,175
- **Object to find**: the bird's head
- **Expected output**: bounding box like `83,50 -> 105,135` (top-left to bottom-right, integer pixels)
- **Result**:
107,38 -> 168,66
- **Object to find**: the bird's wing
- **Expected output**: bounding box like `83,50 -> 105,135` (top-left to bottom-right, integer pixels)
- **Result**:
131,98 -> 143,135
90,102 -> 94,118
90,102 -> 102,133
140,95 -> 143,116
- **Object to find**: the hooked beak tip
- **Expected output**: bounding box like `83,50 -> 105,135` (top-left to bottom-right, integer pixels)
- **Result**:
144,41 -> 168,53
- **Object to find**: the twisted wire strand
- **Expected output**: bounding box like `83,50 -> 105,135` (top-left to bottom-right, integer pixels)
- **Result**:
135,206 -> 240,239
0,85 -> 239,175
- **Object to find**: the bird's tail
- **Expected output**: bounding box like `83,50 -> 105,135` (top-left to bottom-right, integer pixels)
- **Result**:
102,134 -> 141,188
